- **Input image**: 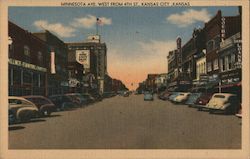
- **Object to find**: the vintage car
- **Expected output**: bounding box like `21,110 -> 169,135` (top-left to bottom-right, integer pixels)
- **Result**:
23,96 -> 57,117
49,95 -> 76,111
65,93 -> 88,106
144,91 -> 154,101
193,93 -> 213,110
81,93 -> 96,103
186,93 -> 202,106
168,92 -> 181,102
9,96 -> 39,123
172,92 -> 191,103
206,93 -> 240,114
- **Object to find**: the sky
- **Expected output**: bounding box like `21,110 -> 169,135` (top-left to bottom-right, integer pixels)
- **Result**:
9,6 -> 240,90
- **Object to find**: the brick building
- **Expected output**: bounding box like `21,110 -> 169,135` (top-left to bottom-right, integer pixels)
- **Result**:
8,21 -> 48,96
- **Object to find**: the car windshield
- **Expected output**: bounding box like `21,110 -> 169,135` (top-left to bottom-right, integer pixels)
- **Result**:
214,95 -> 225,98
26,98 -> 51,106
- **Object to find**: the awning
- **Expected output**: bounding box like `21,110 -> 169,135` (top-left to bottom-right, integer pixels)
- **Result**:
216,82 -> 241,88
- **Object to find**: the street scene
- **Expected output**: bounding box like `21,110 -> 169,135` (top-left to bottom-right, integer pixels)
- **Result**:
8,6 -> 242,149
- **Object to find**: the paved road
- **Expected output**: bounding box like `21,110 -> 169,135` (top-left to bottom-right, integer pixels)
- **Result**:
9,94 -> 241,149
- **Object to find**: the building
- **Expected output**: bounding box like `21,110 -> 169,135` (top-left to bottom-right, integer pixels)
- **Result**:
67,35 -> 107,95
167,38 -> 192,92
33,30 -> 69,96
155,73 -> 168,92
8,21 -> 48,96
145,74 -> 158,92
167,49 -> 178,83
218,32 -> 241,95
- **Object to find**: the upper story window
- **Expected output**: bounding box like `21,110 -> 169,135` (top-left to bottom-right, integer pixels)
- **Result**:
206,40 -> 214,52
214,36 -> 221,49
207,62 -> 212,72
24,45 -> 30,56
37,51 -> 43,62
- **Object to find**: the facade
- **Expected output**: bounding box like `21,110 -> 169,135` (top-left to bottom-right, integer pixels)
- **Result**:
67,35 -> 107,94
33,30 -> 69,96
167,49 -> 178,82
8,21 -> 48,96
145,74 -> 158,92
155,73 -> 168,92
218,32 -> 241,95
67,49 -> 85,93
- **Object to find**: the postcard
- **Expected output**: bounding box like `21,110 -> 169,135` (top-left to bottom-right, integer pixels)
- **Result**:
0,0 -> 249,158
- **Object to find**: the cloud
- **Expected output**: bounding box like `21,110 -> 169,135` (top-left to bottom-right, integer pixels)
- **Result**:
108,40 -> 176,90
33,20 -> 75,38
167,9 -> 211,27
72,15 -> 112,28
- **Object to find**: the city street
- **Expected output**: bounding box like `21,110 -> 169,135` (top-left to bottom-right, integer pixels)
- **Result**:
9,94 -> 241,149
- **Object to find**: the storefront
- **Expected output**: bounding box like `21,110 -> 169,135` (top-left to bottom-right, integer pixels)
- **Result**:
9,58 -> 47,96
219,68 -> 241,96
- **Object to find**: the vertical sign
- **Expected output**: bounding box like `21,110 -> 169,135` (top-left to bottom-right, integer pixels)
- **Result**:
176,37 -> 182,71
51,51 -> 56,74
76,50 -> 90,69
221,17 -> 226,42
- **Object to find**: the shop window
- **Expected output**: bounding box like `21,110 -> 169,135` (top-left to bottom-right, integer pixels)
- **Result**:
23,71 -> 32,84
207,62 -> 212,72
40,74 -> 45,87
213,59 -> 219,70
33,73 -> 39,87
13,69 -> 21,85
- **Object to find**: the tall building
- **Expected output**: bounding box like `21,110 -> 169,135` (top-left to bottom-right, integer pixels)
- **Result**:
67,35 -> 107,94
33,30 -> 69,96
8,21 -> 48,96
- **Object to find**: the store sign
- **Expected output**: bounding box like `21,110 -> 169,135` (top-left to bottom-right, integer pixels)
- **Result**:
76,50 -> 90,69
9,58 -> 47,72
208,74 -> 219,83
179,81 -> 191,85
221,17 -> 226,41
220,69 -> 241,85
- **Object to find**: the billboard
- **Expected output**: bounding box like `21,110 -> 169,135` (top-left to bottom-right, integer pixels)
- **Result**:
76,50 -> 90,69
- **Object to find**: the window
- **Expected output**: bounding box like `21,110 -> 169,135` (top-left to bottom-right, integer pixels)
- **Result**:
213,59 -> 219,70
231,54 -> 236,68
23,71 -> 32,84
37,51 -> 43,62
33,73 -> 39,87
207,62 -> 212,72
214,36 -> 221,49
228,55 -> 232,70
225,56 -> 229,70
13,69 -> 21,85
220,58 -> 224,71
24,45 -> 30,56
207,40 -> 214,52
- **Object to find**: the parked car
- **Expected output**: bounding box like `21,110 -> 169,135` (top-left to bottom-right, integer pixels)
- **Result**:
23,96 -> 56,117
158,91 -> 171,100
123,91 -> 130,97
172,92 -> 191,103
144,91 -> 154,101
193,93 -> 213,110
9,96 -> 39,123
91,93 -> 103,101
102,92 -> 116,98
9,109 -> 15,124
80,93 -> 95,104
206,93 -> 240,114
186,93 -> 202,106
65,93 -> 88,106
168,92 -> 181,102
49,95 -> 76,111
